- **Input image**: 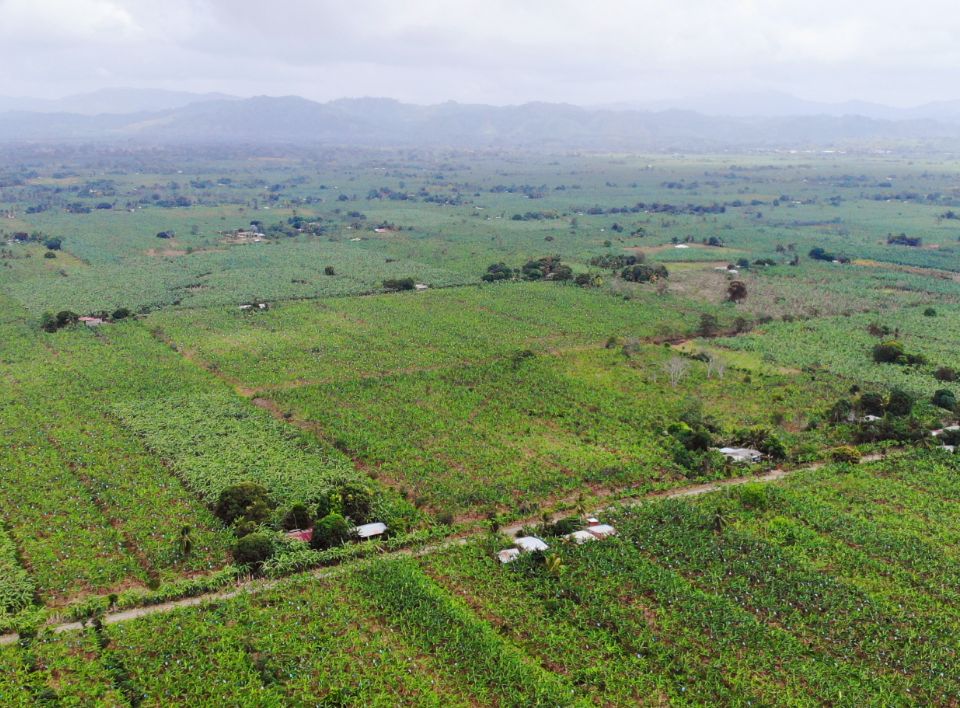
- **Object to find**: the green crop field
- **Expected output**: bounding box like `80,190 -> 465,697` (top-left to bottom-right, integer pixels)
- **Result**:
716,303 -> 960,398
2,450 -> 957,705
2,146 -> 960,704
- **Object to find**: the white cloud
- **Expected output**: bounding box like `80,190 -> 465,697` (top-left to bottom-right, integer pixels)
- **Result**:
1,0 -> 959,105
0,0 -> 141,44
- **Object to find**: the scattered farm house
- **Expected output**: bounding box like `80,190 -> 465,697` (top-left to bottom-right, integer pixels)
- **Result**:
716,447 -> 763,463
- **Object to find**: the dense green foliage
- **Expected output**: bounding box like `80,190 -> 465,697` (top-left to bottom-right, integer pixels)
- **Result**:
3,451 -> 957,703
3,148 -> 960,702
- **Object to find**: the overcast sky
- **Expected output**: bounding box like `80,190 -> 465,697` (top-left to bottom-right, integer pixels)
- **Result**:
2,0 -> 959,106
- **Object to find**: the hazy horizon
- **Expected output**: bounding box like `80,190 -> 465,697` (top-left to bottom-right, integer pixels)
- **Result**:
2,0 -> 959,108
4,86 -> 960,112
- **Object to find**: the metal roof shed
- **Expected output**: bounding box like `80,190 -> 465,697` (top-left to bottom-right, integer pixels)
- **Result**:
355,522 -> 387,540
587,524 -> 618,539
497,548 -> 521,564
514,536 -> 549,553
564,530 -> 598,544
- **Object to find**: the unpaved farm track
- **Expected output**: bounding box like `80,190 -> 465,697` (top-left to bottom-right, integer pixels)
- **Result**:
0,451 -> 888,646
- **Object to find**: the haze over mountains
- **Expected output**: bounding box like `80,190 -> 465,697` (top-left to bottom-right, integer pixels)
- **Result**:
3,88 -> 960,150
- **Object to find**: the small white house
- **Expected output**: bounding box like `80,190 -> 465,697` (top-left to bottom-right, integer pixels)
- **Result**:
514,536 -> 550,553
414,283 -> 429,291
859,414 -> 882,423
497,548 -> 521,564
674,243 -> 690,249
931,425 -> 960,437
563,530 -> 598,544
717,447 -> 763,464
355,522 -> 387,540
586,523 -> 618,539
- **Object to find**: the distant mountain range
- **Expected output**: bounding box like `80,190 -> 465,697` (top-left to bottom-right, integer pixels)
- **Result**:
613,90 -> 960,122
0,88 -> 238,115
2,89 -> 960,149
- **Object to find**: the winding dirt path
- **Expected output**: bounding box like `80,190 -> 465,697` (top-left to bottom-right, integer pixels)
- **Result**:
0,451 -> 888,646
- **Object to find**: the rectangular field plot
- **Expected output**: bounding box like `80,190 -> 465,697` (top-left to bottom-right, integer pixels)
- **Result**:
4,238 -> 468,315
0,295 -> 397,612
270,346 -> 844,514
715,303 -> 960,397
148,282 -> 718,389
3,451 -> 956,704
0,309 -> 234,605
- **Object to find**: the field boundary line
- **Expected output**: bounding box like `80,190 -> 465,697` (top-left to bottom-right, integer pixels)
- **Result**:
0,450 -> 890,646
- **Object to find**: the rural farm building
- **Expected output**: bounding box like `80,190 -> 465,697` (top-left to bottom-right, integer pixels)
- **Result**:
355,522 -> 387,540
564,530 -> 597,544
285,522 -> 387,544
515,536 -> 549,553
498,535 -> 550,563
78,316 -> 104,327
716,447 -> 763,463
497,548 -> 521,563
586,523 -> 618,539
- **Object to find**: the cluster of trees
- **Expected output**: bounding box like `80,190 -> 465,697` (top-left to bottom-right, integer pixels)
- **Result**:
523,257 -> 572,281
820,387 -> 956,444
808,246 -> 849,263
666,408 -> 787,477
827,388 -> 914,424
40,310 -> 78,333
286,215 -> 326,235
872,340 -> 926,366
510,210 -> 560,221
382,277 -> 416,291
886,233 -> 923,247
482,257 -> 576,282
482,258 -> 606,287
932,388 -> 957,411
589,253 -> 641,270
482,263 -> 515,282
577,201 -> 728,216
667,409 -> 726,477
367,187 -> 414,201
7,231 -> 61,250
620,263 -> 668,283
214,480 -> 376,571
39,307 -> 131,332
731,426 -> 788,459
489,183 -> 547,198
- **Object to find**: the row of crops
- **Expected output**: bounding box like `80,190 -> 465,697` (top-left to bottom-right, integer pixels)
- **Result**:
148,282 -> 859,517
148,281 -> 720,389
0,308 -> 233,605
0,297 -> 404,613
271,344 -> 846,514
2,450 -> 956,704
4,238 -> 469,315
716,302 -> 960,397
